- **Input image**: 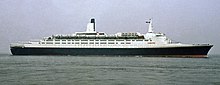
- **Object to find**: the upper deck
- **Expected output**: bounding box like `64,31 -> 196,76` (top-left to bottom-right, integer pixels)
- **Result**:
50,32 -> 144,40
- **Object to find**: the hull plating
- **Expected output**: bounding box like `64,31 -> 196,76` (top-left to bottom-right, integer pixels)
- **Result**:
10,46 -> 212,57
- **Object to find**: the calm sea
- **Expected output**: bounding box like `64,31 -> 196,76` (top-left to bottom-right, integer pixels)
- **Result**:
0,54 -> 219,85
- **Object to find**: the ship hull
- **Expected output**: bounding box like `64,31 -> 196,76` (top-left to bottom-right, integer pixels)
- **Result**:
10,45 -> 213,58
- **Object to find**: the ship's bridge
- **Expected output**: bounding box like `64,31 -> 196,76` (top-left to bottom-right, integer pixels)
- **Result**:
144,19 -> 172,44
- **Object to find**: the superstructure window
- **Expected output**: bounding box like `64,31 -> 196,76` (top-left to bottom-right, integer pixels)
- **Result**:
108,42 -> 114,44
126,42 -> 131,44
46,42 -> 53,44
95,42 -> 99,44
81,42 -> 88,44
100,42 -> 106,44
116,40 -> 124,41
136,40 -> 143,41
108,40 -> 114,41
99,33 -> 105,35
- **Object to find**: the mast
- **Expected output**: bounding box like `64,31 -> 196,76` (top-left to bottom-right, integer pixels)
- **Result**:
146,19 -> 153,33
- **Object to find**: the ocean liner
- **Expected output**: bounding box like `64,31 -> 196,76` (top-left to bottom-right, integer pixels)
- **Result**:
10,18 -> 213,57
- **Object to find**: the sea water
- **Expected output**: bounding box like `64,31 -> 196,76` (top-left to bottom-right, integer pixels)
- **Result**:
0,54 -> 219,85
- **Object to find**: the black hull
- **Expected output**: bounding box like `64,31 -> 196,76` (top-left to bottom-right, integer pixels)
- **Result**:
10,46 -> 213,57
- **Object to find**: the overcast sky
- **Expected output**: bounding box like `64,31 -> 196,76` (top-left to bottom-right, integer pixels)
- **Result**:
0,0 -> 219,54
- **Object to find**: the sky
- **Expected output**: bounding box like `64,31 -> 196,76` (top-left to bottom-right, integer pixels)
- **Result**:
0,0 -> 219,54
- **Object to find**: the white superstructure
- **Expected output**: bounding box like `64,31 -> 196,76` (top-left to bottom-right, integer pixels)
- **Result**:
10,18 -> 208,49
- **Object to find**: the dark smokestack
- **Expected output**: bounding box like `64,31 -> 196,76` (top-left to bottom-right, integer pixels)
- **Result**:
91,18 -> 95,31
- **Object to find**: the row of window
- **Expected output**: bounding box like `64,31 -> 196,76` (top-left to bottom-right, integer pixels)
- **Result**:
46,39 -> 152,42
41,42 -> 131,45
